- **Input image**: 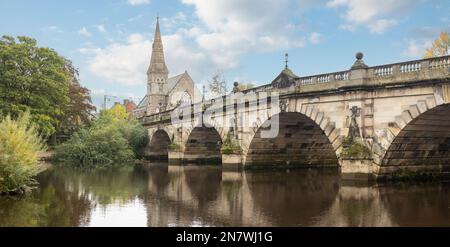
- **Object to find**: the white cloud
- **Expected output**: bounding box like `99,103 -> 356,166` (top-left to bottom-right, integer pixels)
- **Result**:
160,12 -> 190,31
80,32 -> 208,86
80,1 -> 312,86
41,26 -> 63,33
326,0 -> 413,33
368,19 -> 397,34
78,27 -> 92,37
181,0 -> 306,68
80,34 -> 151,86
402,40 -> 432,58
96,25 -> 107,33
309,32 -> 322,44
127,0 -> 150,6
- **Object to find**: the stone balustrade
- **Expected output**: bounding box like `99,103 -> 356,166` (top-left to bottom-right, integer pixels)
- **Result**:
139,55 -> 450,125
374,66 -> 393,77
429,56 -> 450,69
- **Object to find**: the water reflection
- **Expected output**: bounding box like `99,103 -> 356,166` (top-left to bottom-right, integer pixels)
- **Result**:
0,168 -> 93,227
0,164 -> 449,227
380,183 -> 450,226
245,169 -> 340,226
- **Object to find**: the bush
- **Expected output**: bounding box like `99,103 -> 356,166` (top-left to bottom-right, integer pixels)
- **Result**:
168,142 -> 181,150
54,127 -> 134,167
341,137 -> 371,159
115,120 -> 149,158
0,112 -> 45,194
53,108 -> 148,167
221,135 -> 242,155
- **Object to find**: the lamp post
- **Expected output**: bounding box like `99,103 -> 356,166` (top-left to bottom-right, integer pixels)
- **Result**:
103,95 -> 118,110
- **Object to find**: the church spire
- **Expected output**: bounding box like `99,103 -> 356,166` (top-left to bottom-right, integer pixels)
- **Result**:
147,17 -> 168,76
146,17 -> 169,115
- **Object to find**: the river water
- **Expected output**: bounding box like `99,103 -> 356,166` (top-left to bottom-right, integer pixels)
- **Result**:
0,164 -> 449,227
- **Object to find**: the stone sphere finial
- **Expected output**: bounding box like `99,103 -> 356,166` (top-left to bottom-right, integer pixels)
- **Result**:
232,81 -> 240,93
356,52 -> 364,60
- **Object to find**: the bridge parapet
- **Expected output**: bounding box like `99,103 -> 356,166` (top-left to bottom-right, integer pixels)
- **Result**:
139,55 -> 450,126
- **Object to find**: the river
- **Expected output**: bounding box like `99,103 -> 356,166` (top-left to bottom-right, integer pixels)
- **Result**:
0,164 -> 449,227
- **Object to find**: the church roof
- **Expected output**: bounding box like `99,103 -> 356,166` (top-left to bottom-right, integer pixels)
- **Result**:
168,73 -> 185,91
136,95 -> 148,109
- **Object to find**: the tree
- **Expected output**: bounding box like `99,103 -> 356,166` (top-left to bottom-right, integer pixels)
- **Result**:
208,74 -> 227,97
100,104 -> 129,122
424,32 -> 450,58
56,60 -> 96,139
0,36 -> 71,138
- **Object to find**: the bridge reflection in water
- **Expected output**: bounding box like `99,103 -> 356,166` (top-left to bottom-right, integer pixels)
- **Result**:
2,163 -> 448,227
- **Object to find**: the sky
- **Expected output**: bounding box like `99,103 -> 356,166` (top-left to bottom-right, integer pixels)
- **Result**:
1,0 -> 449,109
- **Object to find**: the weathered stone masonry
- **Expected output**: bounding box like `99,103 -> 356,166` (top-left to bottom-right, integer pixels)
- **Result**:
136,18 -> 450,179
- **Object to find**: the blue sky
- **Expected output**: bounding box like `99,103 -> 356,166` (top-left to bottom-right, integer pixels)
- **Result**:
1,0 -> 449,109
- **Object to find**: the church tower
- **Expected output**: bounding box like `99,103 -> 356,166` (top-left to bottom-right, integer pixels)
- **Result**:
146,17 -> 169,114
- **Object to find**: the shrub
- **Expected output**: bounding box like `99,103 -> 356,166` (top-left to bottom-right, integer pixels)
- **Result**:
53,110 -> 148,167
0,112 -> 45,194
115,120 -> 149,158
168,142 -> 181,150
54,126 -> 134,167
341,137 -> 371,159
221,135 -> 242,155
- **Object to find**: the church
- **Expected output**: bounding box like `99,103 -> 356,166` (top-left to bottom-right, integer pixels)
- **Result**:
133,18 -> 201,118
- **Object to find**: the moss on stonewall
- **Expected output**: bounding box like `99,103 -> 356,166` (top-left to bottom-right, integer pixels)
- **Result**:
390,169 -> 441,182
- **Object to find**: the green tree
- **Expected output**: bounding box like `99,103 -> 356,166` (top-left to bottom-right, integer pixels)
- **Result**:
424,32 -> 450,58
0,36 -> 71,138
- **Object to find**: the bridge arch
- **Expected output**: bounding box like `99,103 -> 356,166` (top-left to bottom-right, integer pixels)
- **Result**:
183,124 -> 223,165
244,111 -> 340,168
379,102 -> 450,174
147,129 -> 171,161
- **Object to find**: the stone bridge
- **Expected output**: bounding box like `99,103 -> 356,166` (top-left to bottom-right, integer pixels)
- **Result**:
138,54 -> 450,180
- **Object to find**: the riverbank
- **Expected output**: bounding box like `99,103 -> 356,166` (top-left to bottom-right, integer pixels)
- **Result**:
37,151 -> 54,174
38,151 -> 54,162
0,153 -> 53,196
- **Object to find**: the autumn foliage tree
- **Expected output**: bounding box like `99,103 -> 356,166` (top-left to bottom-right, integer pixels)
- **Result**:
424,32 -> 450,58
56,60 -> 96,140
